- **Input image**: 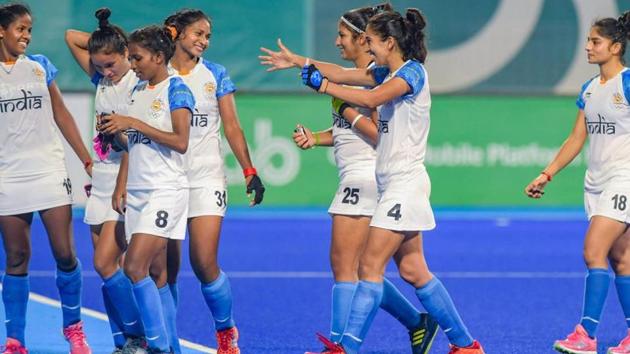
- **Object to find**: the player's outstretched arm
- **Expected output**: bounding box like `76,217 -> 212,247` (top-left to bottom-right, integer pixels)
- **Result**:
525,109 -> 587,198
65,29 -> 94,77
219,93 -> 265,206
260,38 -> 375,86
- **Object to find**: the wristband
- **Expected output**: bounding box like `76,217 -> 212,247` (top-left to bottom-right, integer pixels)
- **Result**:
314,132 -> 320,146
243,167 -> 257,178
351,114 -> 364,129
319,78 -> 329,93
541,171 -> 552,182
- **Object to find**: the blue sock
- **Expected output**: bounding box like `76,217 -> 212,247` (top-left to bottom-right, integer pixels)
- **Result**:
339,280 -> 383,354
330,281 -> 357,342
56,260 -> 82,328
580,268 -> 610,338
101,284 -> 126,347
169,282 -> 179,307
103,269 -> 144,338
2,274 -> 29,345
159,285 -> 181,354
615,275 -> 630,328
381,278 -> 421,330
201,271 -> 235,331
132,277 -> 169,351
415,277 -> 473,348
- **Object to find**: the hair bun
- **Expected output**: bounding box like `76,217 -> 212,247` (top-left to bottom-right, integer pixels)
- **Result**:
95,8 -> 111,29
406,8 -> 426,30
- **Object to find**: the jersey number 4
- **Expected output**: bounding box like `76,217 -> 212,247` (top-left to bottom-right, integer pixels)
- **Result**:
387,203 -> 402,221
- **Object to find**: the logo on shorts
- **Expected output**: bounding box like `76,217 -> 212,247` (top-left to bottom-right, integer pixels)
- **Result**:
62,178 -> 72,195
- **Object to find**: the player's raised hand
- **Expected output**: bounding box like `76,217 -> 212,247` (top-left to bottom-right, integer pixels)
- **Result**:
525,173 -> 551,198
292,124 -> 315,150
259,38 -> 298,72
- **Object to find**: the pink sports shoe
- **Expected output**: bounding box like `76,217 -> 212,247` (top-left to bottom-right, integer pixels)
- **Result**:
216,327 -> 240,354
1,338 -> 27,354
63,321 -> 92,354
553,324 -> 597,354
304,333 -> 346,354
608,330 -> 630,354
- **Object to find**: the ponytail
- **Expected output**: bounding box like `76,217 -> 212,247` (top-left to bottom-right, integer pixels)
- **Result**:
88,8 -> 128,55
368,8 -> 428,63
593,10 -> 630,61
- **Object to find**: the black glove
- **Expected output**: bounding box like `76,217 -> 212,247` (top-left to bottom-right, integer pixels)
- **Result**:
247,175 -> 265,205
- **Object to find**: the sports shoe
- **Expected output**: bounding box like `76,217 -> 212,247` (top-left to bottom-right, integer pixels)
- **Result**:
304,333 -> 346,354
63,321 -> 92,354
553,324 -> 596,354
122,337 -> 148,354
448,340 -> 485,354
216,327 -> 240,354
111,349 -> 123,354
1,338 -> 28,354
608,329 -> 630,354
410,313 -> 439,354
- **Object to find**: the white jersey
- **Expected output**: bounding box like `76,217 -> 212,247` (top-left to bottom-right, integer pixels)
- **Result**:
372,60 -> 431,190
332,92 -> 376,180
170,59 -> 236,187
577,69 -> 630,192
91,69 -> 138,165
126,76 -> 195,190
0,54 -> 66,177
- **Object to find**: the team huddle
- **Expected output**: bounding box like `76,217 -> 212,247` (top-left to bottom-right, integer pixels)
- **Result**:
1,1 -> 630,354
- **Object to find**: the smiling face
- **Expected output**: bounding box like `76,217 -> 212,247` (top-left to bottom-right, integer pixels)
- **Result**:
335,22 -> 362,61
586,26 -> 622,65
176,19 -> 210,58
365,25 -> 393,66
129,42 -> 162,82
91,49 -> 129,83
0,14 -> 32,59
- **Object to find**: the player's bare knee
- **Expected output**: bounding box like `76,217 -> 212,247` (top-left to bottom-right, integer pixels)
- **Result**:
123,260 -> 148,283
93,256 -> 117,279
192,261 -> 219,284
5,249 -> 30,272
54,253 -> 77,271
583,247 -> 607,268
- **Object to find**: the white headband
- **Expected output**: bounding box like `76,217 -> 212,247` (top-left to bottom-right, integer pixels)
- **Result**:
340,16 -> 364,34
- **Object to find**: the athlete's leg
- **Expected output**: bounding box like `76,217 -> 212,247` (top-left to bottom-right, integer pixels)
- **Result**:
124,234 -> 170,352
579,216 -> 626,337
166,239 -> 181,306
149,244 -> 180,353
339,226 -> 403,354
329,215 -> 368,342
610,228 -> 630,353
395,233 -> 473,348
40,205 -> 82,327
189,215 -> 239,352
0,213 -> 33,345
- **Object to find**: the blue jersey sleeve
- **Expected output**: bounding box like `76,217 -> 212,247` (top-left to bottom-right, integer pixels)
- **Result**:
622,70 -> 630,105
168,77 -> 195,113
371,66 -> 390,85
90,72 -> 103,87
395,61 -> 425,99
576,77 -> 595,110
27,54 -> 58,86
202,59 -> 237,98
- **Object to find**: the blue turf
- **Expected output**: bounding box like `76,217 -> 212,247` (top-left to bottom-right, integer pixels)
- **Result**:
1,211 -> 628,353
